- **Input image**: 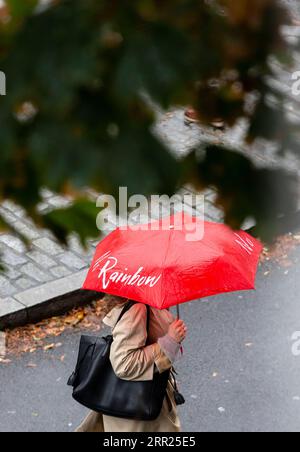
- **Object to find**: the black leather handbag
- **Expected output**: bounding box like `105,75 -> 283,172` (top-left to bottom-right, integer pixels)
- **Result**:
67,301 -> 170,421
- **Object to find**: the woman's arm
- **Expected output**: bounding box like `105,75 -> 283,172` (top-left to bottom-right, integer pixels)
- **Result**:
110,303 -> 172,381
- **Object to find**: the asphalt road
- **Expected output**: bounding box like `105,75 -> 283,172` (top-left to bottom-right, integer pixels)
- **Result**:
1,247 -> 300,432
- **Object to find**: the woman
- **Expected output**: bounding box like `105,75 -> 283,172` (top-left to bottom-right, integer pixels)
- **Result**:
76,295 -> 187,432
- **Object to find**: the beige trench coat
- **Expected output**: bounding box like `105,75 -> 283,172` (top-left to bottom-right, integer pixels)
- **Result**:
76,303 -> 181,432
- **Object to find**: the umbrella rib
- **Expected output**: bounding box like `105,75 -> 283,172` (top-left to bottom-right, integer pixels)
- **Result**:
160,230 -> 173,310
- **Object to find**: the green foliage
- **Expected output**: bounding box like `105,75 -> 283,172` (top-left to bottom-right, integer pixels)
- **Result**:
0,0 -> 298,246
0,205 -> 30,246
6,0 -> 38,19
42,199 -> 101,245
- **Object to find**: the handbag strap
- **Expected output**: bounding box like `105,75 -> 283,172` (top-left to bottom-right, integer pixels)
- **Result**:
69,302 -> 151,387
117,301 -> 151,332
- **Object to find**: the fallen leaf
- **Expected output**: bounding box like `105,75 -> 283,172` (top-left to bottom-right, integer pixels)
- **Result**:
6,297 -> 112,357
0,358 -> 11,364
73,312 -> 85,325
43,343 -> 55,351
260,232 -> 300,268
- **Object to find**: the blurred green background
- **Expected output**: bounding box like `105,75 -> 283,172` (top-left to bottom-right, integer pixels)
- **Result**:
0,0 -> 299,251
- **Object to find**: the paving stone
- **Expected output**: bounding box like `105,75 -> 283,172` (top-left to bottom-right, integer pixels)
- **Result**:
90,239 -> 102,247
179,193 -> 205,210
1,248 -> 27,266
86,245 -> 97,258
84,188 -> 99,201
47,196 -> 72,209
0,206 -> 17,223
150,202 -> 173,220
155,109 -> 201,158
36,202 -> 51,214
13,221 -> 40,240
178,187 -> 217,208
40,188 -> 54,199
0,276 -> 18,297
4,267 -> 21,281
59,252 -> 87,270
282,0 -> 300,17
98,219 -> 119,234
50,266 -> 72,279
241,218 -> 256,231
128,214 -> 158,226
15,270 -> 88,308
2,200 -> 26,218
15,277 -> 37,291
0,297 -> 25,317
20,263 -> 52,283
0,234 -> 27,253
173,202 -> 195,215
205,202 -> 224,222
27,250 -> 56,269
33,237 -> 64,256
203,190 -> 218,203
68,235 -> 86,255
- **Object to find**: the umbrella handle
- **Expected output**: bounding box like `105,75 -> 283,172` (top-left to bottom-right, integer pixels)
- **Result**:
175,305 -> 184,354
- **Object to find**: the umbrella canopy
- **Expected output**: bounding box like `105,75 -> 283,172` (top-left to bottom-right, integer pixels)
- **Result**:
83,213 -> 263,309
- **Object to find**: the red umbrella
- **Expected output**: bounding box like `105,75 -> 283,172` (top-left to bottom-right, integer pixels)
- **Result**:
83,213 -> 263,310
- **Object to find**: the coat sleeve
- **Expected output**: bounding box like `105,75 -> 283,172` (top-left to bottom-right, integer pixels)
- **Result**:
109,303 -> 172,381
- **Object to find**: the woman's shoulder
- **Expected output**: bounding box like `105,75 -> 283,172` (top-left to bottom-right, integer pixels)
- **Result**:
102,305 -> 123,328
103,302 -> 147,328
